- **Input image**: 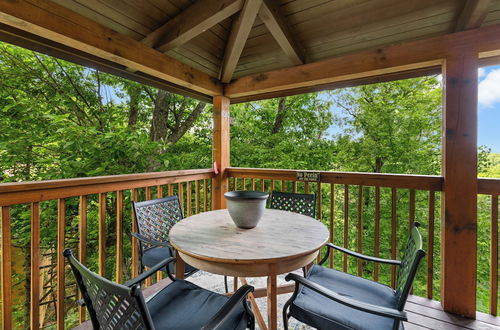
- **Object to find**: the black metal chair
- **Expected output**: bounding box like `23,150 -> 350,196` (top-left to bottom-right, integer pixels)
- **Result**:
269,191 -> 316,217
132,195 -> 197,277
64,249 -> 255,330
283,223 -> 426,330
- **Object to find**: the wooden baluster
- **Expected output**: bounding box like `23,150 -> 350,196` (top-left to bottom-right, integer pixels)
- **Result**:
490,194 -> 498,316
243,178 -> 247,191
317,182 -> 322,263
281,180 -> 285,192
145,186 -> 153,286
116,191 -> 123,283
187,181 -> 192,217
293,181 -> 297,193
391,188 -> 397,288
203,179 -> 208,212
195,181 -> 200,214
343,185 -> 349,272
57,199 -> 65,330
1,206 -> 12,330
261,179 -> 265,192
30,202 -> 40,330
427,191 -> 435,299
98,193 -> 106,277
232,177 -> 237,191
78,196 -> 87,322
178,182 -> 184,213
305,182 -> 310,194
131,189 -> 139,278
169,184 -> 174,196
271,180 -> 275,191
374,187 -> 380,282
409,189 -> 415,231
252,178 -> 256,191
330,184 -> 334,268
357,186 -> 363,277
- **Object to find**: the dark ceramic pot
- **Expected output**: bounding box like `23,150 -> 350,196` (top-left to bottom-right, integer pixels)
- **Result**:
224,190 -> 269,229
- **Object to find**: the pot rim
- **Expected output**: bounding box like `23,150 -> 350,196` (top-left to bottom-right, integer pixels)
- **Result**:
224,190 -> 269,200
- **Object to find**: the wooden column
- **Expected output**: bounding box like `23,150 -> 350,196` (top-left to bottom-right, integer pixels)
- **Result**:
441,49 -> 478,318
212,95 -> 230,209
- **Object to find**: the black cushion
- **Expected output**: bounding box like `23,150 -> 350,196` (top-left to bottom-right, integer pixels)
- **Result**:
142,246 -> 196,276
147,279 -> 249,330
289,265 -> 403,330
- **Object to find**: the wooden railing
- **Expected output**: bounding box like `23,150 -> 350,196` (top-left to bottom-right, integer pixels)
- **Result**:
226,167 -> 499,316
0,168 -> 215,329
0,167 -> 498,329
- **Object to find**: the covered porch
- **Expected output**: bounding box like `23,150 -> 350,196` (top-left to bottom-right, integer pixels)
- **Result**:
0,0 -> 499,329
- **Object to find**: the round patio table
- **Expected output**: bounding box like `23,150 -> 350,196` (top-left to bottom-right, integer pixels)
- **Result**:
169,208 -> 329,330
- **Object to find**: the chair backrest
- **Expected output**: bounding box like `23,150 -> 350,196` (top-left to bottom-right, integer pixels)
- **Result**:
63,249 -> 154,330
395,223 -> 426,310
269,191 -> 316,218
132,195 -> 183,250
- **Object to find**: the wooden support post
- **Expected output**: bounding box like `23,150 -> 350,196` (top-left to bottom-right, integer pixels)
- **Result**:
441,49 -> 478,318
212,95 -> 230,209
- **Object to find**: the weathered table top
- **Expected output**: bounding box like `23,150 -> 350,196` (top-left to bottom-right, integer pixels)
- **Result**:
169,209 -> 329,264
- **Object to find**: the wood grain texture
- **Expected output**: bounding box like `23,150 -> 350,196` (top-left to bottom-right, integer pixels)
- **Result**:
98,193 -> 106,276
30,202 -> 40,330
258,0 -> 304,65
212,96 -> 230,209
78,195 -> 87,322
490,194 -> 498,316
441,50 -> 478,317
0,0 -> 222,96
1,206 -> 11,330
220,0 -> 262,82
170,209 -> 328,264
56,199 -> 65,330
0,168 -> 214,206
143,0 -> 243,52
225,23 -> 500,99
116,190 -> 123,283
455,0 -> 493,31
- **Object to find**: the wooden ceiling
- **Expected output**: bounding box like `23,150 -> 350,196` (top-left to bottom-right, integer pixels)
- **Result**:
0,0 -> 499,102
50,0 -> 500,81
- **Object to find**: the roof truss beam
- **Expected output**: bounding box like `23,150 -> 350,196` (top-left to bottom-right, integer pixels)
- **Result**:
225,23 -> 500,100
220,0 -> 263,83
143,0 -> 244,53
258,0 -> 304,65
455,0 -> 492,31
0,0 -> 222,97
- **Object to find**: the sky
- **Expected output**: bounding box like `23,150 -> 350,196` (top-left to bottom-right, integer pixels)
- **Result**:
325,65 -> 500,153
478,65 -> 500,152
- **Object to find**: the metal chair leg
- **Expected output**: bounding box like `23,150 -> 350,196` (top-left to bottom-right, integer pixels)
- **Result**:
224,275 -> 229,293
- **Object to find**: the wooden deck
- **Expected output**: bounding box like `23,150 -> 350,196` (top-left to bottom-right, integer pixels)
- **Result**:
404,295 -> 499,330
73,276 -> 500,330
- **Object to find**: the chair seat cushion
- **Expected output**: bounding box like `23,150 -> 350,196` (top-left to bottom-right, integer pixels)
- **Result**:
289,265 -> 402,330
142,246 -> 196,276
147,279 -> 249,330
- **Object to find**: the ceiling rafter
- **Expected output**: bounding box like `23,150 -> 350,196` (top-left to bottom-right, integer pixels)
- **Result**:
258,0 -> 304,65
142,0 -> 244,53
220,0 -> 263,83
455,0 -> 492,31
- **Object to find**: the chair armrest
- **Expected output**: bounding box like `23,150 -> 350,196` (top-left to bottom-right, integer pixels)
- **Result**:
124,257 -> 176,287
285,273 -> 407,321
201,284 -> 254,330
320,243 -> 401,266
131,232 -> 170,248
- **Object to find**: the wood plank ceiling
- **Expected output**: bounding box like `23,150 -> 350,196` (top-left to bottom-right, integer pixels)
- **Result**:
49,0 -> 500,84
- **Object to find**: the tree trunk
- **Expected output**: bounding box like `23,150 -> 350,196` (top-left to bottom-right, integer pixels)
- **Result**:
150,90 -> 170,141
127,85 -> 141,127
271,97 -> 287,134
167,102 -> 206,144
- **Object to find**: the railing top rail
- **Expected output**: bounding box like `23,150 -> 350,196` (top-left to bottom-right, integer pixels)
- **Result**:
478,177 -> 500,195
0,168 -> 215,206
227,167 -> 444,191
